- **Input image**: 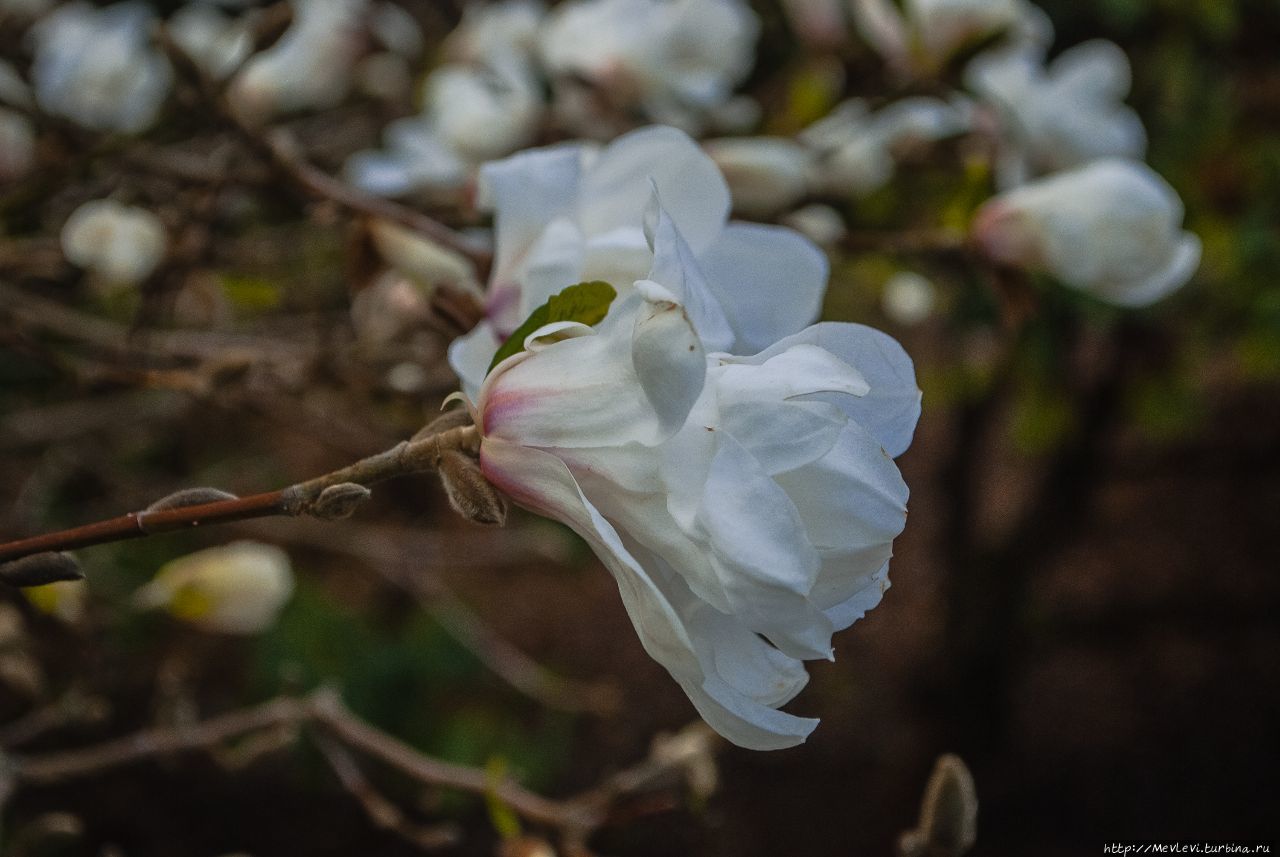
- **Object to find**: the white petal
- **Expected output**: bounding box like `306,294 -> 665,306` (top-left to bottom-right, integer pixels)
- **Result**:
698,222 -> 829,353
695,435 -> 833,660
514,216 -> 587,327
822,560 -> 891,630
578,126 -> 730,253
447,321 -> 503,399
749,324 -> 921,457
1100,231 -> 1201,307
1051,39 -> 1131,101
480,290 -> 705,447
645,201 -> 735,352
478,143 -> 584,287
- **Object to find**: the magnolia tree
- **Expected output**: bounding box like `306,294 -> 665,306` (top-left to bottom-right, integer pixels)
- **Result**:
0,0 -> 1200,853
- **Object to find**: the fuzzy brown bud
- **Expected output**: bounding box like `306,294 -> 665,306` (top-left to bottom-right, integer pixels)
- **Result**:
0,552 -> 84,588
437,450 -> 506,525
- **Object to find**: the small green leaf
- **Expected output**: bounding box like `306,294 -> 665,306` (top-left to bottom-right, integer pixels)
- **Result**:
486,281 -> 617,374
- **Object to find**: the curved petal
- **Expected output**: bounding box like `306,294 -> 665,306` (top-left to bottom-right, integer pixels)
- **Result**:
514,216 -> 586,327
822,560 -> 891,631
749,323 -> 921,457
478,143 -> 584,287
645,200 -> 735,352
481,439 -> 816,750
698,222 -> 829,353
1100,231 -> 1201,308
578,126 -> 730,253
447,320 -> 502,399
480,290 -> 705,448
1051,39 -> 1131,101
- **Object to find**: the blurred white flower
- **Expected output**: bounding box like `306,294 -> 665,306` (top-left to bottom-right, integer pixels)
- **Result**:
448,126 -> 829,394
347,59 -> 542,196
472,211 -> 918,749
704,137 -> 815,217
228,0 -> 368,125
781,203 -> 847,248
369,218 -> 481,296
166,4 -> 254,82
882,271 -> 937,325
30,1 -> 173,134
444,0 -> 545,66
971,158 -> 1201,306
852,0 -> 1048,78
134,541 -> 295,635
61,199 -> 167,288
0,108 -> 36,182
369,1 -> 424,60
22,579 -> 88,625
968,40 -> 1147,188
539,0 -> 759,136
800,97 -> 971,197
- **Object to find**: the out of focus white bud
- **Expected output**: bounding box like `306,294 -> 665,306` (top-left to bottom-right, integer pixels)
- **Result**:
445,0 -> 544,65
781,203 -> 847,248
369,219 -> 481,296
882,271 -> 938,325
228,0 -> 368,126
971,159 -> 1200,307
61,199 -> 167,288
134,541 -> 295,635
22,579 -> 89,625
852,0 -> 1036,79
30,1 -> 173,134
369,1 -> 423,60
166,4 -> 254,82
704,137 -> 815,217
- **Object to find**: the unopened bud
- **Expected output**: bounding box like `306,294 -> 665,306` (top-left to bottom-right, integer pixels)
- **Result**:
311,483 -> 372,520
0,552 -> 84,588
438,450 -> 506,525
898,753 -> 978,857
145,487 -> 239,512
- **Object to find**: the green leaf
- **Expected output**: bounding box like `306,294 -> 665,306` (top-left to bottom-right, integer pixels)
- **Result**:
486,281 -> 617,374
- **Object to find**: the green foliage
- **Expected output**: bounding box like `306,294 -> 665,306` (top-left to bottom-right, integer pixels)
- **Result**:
487,281 -> 617,374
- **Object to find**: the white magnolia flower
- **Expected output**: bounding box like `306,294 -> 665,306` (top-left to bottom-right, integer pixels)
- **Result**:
800,97 -> 971,197
444,0 -> 545,66
30,1 -> 173,134
539,0 -> 759,136
882,271 -> 937,325
166,4 -> 254,82
704,137 -> 816,217
851,0 -> 1033,77
448,126 -> 829,395
61,199 -> 167,288
0,108 -> 36,182
228,0 -> 368,125
135,541 -> 295,635
967,40 -> 1146,188
971,158 -> 1201,306
468,213 -> 919,749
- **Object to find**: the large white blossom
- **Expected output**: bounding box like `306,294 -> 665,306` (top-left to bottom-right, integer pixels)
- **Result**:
228,0 -> 368,125
971,158 -> 1200,306
538,0 -> 759,136
469,210 -> 918,749
29,1 -> 172,134
447,126 -> 829,395
967,39 -> 1146,188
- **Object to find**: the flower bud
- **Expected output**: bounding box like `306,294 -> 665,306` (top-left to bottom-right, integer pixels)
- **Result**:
971,159 -> 1200,307
704,137 -> 814,217
61,200 -> 167,289
134,541 -> 294,635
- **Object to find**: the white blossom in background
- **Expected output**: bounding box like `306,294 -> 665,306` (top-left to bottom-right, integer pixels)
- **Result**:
0,108 -> 35,182
134,541 -> 295,635
882,271 -> 938,325
23,580 -> 89,624
967,39 -> 1146,188
539,0 -> 759,137
347,1 -> 543,197
166,4 -> 254,82
468,211 -> 919,749
971,158 -> 1200,306
369,219 -> 482,297
800,97 -> 971,197
782,204 -> 847,249
851,0 -> 1038,78
448,126 -> 829,395
61,199 -> 167,288
355,2 -> 426,102
704,137 -> 815,217
29,1 -> 172,134
228,0 -> 368,126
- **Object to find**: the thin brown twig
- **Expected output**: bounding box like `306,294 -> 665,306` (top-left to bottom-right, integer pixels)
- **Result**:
0,425 -> 479,566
